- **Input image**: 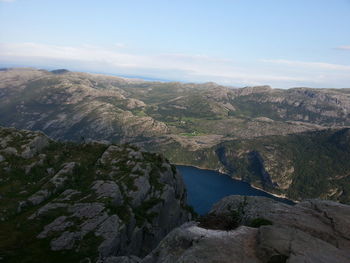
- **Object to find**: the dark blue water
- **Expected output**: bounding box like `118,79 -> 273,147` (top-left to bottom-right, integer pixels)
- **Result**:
177,165 -> 294,215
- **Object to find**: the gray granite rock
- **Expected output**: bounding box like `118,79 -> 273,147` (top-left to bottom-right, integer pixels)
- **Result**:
128,175 -> 151,208
211,195 -> 350,250
96,215 -> 121,258
50,231 -> 80,251
101,256 -> 141,263
92,180 -> 123,204
142,223 -> 260,263
56,189 -> 81,201
50,162 -> 76,188
37,216 -> 73,238
142,196 -> 350,263
1,147 -> 18,155
257,225 -> 350,263
28,189 -> 50,205
21,134 -> 50,158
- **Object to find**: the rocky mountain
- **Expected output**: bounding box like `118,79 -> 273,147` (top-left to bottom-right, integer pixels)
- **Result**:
0,127 -> 191,262
1,68 -> 350,204
0,68 -> 168,142
1,68 -> 350,144
157,128 -> 350,203
142,196 -> 350,263
1,126 -> 350,263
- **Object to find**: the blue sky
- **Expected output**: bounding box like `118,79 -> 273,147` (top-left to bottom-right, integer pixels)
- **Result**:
0,0 -> 350,88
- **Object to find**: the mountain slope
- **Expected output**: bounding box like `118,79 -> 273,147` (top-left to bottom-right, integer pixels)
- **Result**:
149,128 -> 350,203
0,68 -> 168,142
2,68 -> 350,145
1,68 -> 350,204
0,127 -> 190,262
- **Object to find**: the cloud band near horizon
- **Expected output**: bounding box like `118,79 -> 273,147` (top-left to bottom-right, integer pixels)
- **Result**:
1,42 -> 350,89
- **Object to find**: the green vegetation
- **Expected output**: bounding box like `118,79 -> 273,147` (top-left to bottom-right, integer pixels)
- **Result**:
180,131 -> 206,137
134,198 -> 162,226
229,95 -> 282,120
1,68 -> 350,215
149,168 -> 164,192
183,204 -> 198,218
132,109 -> 147,117
198,213 -> 240,231
249,218 -> 273,228
152,128 -> 350,203
0,126 -> 185,262
267,255 -> 289,263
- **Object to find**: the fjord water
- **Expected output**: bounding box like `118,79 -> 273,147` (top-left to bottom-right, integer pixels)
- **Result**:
177,165 -> 294,215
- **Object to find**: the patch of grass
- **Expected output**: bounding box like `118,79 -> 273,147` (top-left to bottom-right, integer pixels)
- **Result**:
249,218 -> 273,228
267,255 -> 288,263
134,198 -> 162,226
180,131 -> 206,137
132,109 -> 147,117
183,205 -> 198,218
149,168 -> 164,192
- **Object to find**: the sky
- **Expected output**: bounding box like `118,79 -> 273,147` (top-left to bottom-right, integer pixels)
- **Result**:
0,0 -> 350,89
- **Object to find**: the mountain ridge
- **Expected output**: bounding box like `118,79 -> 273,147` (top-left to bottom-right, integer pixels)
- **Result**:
1,67 -> 350,203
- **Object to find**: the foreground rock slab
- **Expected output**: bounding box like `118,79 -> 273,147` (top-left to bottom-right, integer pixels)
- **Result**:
142,196 -> 350,263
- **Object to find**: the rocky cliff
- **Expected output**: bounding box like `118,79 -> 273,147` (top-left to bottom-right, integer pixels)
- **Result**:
142,196 -> 350,263
158,128 -> 350,204
1,126 -> 349,263
0,127 -> 191,262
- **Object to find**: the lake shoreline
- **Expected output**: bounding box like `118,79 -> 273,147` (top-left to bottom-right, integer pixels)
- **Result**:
175,163 -> 297,205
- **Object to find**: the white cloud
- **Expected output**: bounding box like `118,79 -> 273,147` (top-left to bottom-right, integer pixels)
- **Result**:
261,59 -> 350,71
336,46 -> 350,51
1,42 -> 350,88
114,43 -> 127,48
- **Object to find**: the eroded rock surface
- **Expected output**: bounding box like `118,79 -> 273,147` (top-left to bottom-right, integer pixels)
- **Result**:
143,196 -> 350,263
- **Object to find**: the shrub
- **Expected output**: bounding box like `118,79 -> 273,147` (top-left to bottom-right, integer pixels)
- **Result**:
249,217 -> 273,228
198,213 -> 240,230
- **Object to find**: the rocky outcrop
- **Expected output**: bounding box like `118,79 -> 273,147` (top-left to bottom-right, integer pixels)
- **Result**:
211,196 -> 350,250
143,196 -> 350,263
0,68 -> 169,142
0,127 -> 191,262
0,126 -> 51,158
142,223 -> 260,263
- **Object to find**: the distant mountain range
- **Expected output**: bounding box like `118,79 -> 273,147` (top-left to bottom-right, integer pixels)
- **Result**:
1,67 -> 350,202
